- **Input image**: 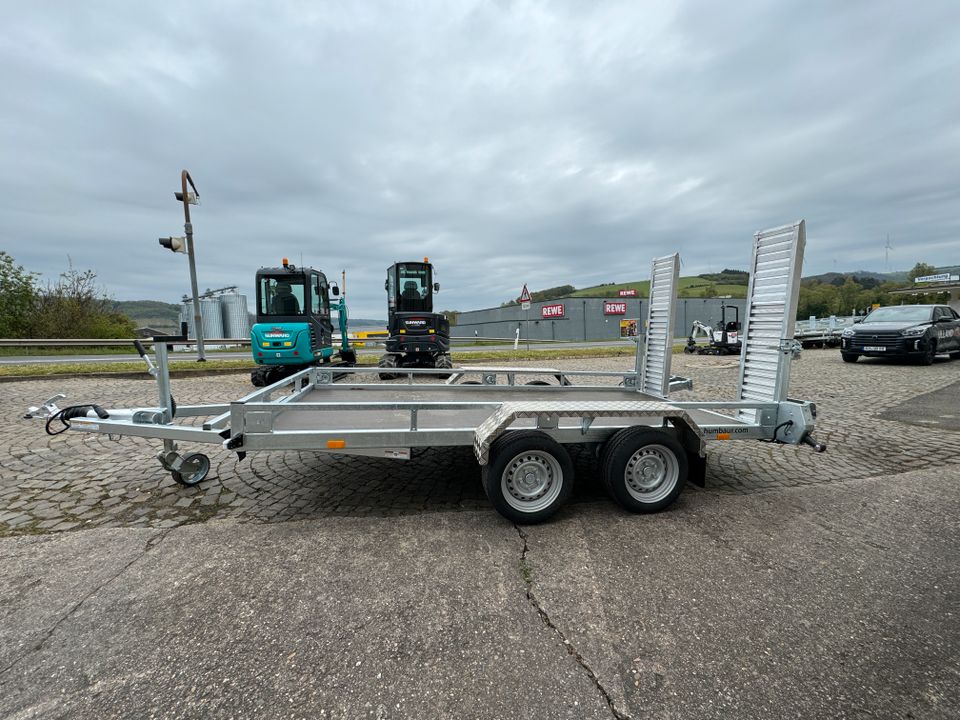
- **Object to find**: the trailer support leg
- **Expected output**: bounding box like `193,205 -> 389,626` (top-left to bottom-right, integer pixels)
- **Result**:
153,341 -> 175,422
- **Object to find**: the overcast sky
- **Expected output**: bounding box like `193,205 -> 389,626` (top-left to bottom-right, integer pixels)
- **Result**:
2,1 -> 958,318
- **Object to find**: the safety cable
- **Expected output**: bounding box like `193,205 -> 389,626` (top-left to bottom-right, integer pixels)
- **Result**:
44,405 -> 109,436
771,419 -> 794,443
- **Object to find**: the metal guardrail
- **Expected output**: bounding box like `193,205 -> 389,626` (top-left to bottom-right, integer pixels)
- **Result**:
0,335 -> 632,349
0,338 -> 251,348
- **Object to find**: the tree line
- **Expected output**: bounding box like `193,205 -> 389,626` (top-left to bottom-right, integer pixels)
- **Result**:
0,252 -> 136,338
796,262 -> 941,318
494,264 -> 944,319
1,250 -> 947,339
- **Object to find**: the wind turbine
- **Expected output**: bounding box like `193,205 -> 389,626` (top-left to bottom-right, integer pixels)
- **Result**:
884,235 -> 893,272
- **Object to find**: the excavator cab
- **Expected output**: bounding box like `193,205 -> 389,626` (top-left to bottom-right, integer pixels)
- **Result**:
249,259 -> 354,386
387,262 -> 437,314
379,258 -> 452,379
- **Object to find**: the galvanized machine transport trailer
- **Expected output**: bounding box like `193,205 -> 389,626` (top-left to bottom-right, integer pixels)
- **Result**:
26,222 -> 826,523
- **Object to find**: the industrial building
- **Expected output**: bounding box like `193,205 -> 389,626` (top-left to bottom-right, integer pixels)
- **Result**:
454,296 -> 746,342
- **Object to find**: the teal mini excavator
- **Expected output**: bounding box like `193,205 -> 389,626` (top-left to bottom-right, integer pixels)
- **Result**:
250,258 -> 356,387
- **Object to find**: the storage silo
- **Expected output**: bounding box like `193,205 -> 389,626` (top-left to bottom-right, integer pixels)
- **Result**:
180,301 -> 195,338
200,297 -> 224,343
220,292 -> 251,339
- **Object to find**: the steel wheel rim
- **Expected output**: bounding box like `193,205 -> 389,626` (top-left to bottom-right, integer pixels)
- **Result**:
180,454 -> 209,484
501,451 -> 563,513
624,444 -> 678,503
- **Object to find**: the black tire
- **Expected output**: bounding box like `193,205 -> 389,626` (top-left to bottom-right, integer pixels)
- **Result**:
377,354 -> 400,380
265,366 -> 288,386
841,353 -> 859,363
525,380 -> 551,386
919,341 -> 936,366
950,351 -> 960,360
600,428 -> 688,513
482,431 -> 574,524
250,367 -> 268,387
256,366 -> 281,386
172,453 -> 210,486
461,379 -> 482,385
435,353 -> 453,378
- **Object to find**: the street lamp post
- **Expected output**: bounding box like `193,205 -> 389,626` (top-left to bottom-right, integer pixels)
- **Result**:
176,170 -> 205,361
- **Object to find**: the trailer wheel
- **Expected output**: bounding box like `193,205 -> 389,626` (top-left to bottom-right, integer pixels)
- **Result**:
600,428 -> 687,513
171,453 -> 210,486
483,431 -> 573,524
378,354 -> 400,380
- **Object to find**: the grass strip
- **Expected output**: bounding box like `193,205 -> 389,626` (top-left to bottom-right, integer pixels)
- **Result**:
1,345 -> 687,379
0,346 -> 247,357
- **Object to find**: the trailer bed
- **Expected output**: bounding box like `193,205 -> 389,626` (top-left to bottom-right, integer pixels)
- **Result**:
273,385 -> 743,433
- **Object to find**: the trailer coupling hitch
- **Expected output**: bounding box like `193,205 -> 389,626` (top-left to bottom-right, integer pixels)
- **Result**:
24,394 -> 67,420
801,433 -> 827,453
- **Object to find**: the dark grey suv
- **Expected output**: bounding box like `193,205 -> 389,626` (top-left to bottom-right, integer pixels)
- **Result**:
840,304 -> 960,365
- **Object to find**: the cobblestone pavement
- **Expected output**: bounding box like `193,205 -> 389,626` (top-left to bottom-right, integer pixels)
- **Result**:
1,351 -> 958,535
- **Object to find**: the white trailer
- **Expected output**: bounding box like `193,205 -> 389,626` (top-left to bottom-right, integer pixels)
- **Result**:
26,221 -> 825,524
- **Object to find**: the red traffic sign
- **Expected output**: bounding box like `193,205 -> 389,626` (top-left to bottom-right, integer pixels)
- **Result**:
518,284 -> 531,304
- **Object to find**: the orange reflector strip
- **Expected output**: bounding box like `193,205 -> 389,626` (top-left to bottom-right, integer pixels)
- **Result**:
327,440 -> 346,449
716,433 -> 731,440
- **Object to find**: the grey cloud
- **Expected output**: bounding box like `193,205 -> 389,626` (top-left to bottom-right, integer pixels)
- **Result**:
2,1 -> 957,319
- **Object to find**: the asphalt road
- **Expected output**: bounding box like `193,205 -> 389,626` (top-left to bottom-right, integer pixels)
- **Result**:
0,339 -> 631,365
3,353 -> 958,717
880,378 -> 960,432
2,467 -> 957,719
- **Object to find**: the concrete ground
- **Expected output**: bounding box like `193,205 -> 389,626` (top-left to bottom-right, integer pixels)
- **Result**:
1,351 -> 959,718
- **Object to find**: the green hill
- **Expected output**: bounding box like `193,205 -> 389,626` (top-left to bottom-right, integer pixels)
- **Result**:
113,299 -> 387,333
567,276 -> 748,299
112,300 -> 181,331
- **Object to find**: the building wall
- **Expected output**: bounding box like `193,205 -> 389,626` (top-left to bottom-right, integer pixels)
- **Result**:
454,297 -> 747,341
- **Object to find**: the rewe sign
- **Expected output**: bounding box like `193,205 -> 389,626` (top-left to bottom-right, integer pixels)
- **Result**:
603,301 -> 627,315
617,289 -> 638,297
541,303 -> 565,319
